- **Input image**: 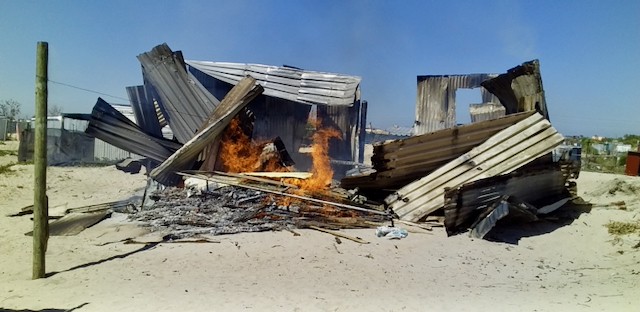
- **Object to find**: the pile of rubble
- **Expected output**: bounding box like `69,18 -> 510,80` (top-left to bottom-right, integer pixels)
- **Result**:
75,43 -> 579,240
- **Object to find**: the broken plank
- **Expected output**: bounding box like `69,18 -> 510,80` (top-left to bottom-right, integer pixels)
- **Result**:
241,172 -> 312,179
307,225 -> 369,244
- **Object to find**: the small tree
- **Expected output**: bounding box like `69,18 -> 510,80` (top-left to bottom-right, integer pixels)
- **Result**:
48,104 -> 63,116
0,99 -> 21,120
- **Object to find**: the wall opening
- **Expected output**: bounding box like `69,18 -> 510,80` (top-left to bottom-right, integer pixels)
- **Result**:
455,88 -> 482,126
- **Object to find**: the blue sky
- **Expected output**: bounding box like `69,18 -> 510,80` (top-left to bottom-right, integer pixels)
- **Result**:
1,0 -> 638,137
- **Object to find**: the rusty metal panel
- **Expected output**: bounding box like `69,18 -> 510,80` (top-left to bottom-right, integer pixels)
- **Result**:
186,61 -> 361,107
481,60 -> 549,120
341,112 -> 535,190
386,113 -> 564,221
138,44 -> 220,144
626,151 -> 640,176
415,74 -> 498,134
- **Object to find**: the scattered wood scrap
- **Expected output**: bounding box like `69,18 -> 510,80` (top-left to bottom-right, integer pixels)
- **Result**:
307,225 -> 370,244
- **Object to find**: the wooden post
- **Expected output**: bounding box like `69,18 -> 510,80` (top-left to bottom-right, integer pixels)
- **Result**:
33,41 -> 48,279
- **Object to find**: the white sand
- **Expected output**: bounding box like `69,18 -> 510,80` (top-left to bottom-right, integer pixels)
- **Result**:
1,140 -> 639,312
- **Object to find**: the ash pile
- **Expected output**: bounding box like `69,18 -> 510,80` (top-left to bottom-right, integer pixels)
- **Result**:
131,182 -> 386,239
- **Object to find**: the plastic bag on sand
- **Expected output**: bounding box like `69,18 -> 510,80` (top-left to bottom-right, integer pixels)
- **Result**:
375,226 -> 408,239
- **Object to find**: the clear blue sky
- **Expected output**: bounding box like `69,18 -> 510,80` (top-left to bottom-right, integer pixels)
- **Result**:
1,0 -> 638,137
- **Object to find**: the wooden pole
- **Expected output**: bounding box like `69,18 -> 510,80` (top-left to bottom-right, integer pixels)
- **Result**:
33,41 -> 48,279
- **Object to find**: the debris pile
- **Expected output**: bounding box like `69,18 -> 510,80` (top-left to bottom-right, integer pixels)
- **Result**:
75,43 -> 579,240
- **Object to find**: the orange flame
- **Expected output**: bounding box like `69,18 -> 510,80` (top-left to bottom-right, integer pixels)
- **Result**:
219,116 -> 341,207
218,117 -> 261,173
296,120 -> 341,192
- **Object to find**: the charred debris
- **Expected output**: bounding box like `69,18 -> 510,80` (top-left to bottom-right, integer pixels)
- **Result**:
77,43 -> 581,241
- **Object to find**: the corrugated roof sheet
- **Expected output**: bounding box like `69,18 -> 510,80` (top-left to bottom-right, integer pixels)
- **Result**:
386,112 -> 564,221
341,111 -> 535,190
186,60 -> 361,106
85,98 -> 181,163
138,44 -> 221,144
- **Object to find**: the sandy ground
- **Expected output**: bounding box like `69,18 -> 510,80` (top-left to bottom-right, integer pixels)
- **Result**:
1,140 -> 639,312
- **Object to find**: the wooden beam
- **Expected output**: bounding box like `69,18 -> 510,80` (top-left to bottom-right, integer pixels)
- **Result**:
307,225 -> 369,244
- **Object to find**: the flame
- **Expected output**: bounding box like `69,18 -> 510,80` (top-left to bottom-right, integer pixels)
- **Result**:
218,117 -> 292,173
219,116 -> 342,207
295,120 -> 341,192
218,117 -> 261,173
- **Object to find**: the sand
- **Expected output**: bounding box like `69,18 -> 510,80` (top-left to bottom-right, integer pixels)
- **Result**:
1,140 -> 639,312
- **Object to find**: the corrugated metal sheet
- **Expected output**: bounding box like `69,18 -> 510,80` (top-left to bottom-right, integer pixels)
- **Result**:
126,85 -> 163,137
481,60 -> 549,120
138,43 -> 221,144
150,77 -> 263,185
341,111 -> 535,190
85,98 -> 181,163
443,167 -> 567,236
470,102 -> 506,122
93,138 -> 137,161
186,60 -> 361,106
386,112 -> 564,221
189,63 -> 365,172
415,74 -> 498,134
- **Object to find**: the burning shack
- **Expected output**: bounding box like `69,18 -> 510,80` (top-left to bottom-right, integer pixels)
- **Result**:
76,44 -> 579,241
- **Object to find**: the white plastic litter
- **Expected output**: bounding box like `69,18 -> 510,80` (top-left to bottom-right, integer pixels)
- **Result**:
375,226 -> 408,239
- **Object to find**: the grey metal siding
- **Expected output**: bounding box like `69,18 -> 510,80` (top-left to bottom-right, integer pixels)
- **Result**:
186,61 -> 361,106
415,74 -> 498,134
138,44 -> 221,144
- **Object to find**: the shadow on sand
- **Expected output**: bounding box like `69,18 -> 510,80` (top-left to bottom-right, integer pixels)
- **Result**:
0,303 -> 88,312
484,197 -> 593,244
45,243 -> 159,278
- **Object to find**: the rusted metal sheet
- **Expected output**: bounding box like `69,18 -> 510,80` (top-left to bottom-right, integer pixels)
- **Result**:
341,111 -> 535,190
626,151 -> 640,176
469,102 -> 506,123
443,166 -> 568,236
386,113 -> 564,221
415,74 -> 499,134
85,98 -> 181,163
138,44 -> 220,144
186,61 -> 361,106
150,77 -> 263,185
481,60 -> 549,120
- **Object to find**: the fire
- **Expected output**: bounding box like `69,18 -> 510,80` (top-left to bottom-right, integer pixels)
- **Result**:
218,117 -> 261,173
295,120 -> 341,192
219,115 -> 342,206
